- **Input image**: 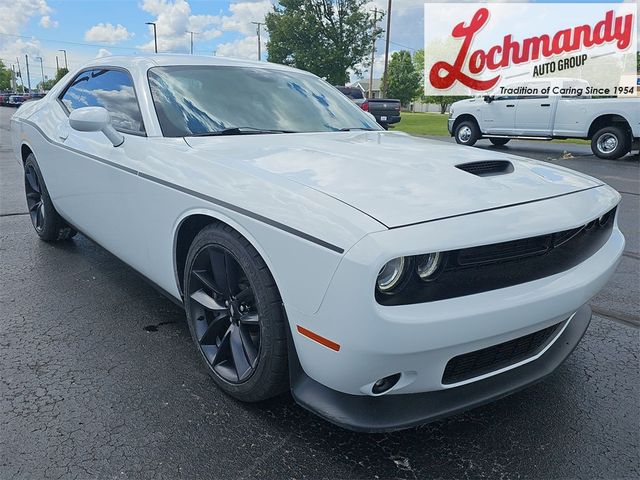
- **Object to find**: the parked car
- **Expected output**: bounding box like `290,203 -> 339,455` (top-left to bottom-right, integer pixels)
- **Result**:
11,56 -> 623,432
335,86 -> 401,129
6,94 -> 25,107
0,93 -> 11,106
334,86 -> 366,107
360,98 -> 401,129
448,79 -> 640,159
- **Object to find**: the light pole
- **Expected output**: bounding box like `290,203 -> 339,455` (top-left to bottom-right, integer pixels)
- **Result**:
58,49 -> 68,69
251,21 -> 264,61
382,0 -> 392,97
187,31 -> 198,54
55,55 -> 59,76
146,22 -> 158,53
25,54 -> 32,93
36,56 -> 45,92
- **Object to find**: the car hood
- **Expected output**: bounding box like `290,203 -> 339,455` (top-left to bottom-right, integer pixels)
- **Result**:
186,132 -> 602,228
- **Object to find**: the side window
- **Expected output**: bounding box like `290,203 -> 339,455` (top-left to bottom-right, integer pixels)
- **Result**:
60,69 -> 145,134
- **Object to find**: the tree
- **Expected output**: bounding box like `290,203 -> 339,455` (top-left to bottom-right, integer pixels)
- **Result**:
266,0 -> 383,85
38,78 -> 57,91
382,50 -> 421,106
55,67 -> 69,82
0,61 -> 13,91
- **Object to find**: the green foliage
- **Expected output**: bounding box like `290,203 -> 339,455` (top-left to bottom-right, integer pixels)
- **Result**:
382,50 -> 421,106
38,78 -> 58,91
266,0 -> 383,85
0,61 -> 13,91
55,67 -> 69,82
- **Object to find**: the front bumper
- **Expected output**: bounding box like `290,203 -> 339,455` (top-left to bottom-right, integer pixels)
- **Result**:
291,304 -> 591,432
447,117 -> 454,135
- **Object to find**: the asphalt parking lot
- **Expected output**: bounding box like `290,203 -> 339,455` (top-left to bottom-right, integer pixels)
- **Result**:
1,105 -> 638,479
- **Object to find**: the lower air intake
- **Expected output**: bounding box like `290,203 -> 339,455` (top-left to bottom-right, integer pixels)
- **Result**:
442,322 -> 562,385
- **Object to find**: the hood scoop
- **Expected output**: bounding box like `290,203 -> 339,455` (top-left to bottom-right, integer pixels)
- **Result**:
456,160 -> 514,177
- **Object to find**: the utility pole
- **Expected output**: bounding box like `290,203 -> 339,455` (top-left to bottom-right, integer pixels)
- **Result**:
58,49 -> 68,69
382,0 -> 392,97
187,31 -> 198,54
251,21 -> 264,61
11,65 -> 17,91
146,22 -> 158,53
368,8 -> 379,99
55,55 -> 59,76
36,57 -> 45,92
15,57 -> 24,92
25,54 -> 31,93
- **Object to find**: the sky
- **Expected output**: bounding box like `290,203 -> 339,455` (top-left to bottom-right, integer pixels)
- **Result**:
0,0 -> 635,88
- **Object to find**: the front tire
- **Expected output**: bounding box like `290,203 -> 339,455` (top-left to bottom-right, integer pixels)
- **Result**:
591,126 -> 629,159
489,138 -> 510,146
454,120 -> 480,146
183,223 -> 289,402
24,154 -> 76,242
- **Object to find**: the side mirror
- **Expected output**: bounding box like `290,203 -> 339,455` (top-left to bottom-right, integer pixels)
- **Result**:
68,106 -> 124,147
483,95 -> 494,103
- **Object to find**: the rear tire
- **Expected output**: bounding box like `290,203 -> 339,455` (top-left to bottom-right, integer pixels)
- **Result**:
455,120 -> 480,146
591,126 -> 629,159
24,154 -> 76,242
183,223 -> 289,402
489,138 -> 510,146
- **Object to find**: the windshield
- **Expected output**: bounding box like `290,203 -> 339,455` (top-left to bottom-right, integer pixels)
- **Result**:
148,65 -> 381,136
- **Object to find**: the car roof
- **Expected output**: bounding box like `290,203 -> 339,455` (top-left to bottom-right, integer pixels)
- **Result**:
83,54 -> 308,75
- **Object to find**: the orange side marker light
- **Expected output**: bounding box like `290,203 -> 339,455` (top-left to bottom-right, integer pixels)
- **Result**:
296,325 -> 340,352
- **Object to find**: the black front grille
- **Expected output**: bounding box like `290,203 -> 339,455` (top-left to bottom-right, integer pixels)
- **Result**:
442,322 -> 562,384
377,206 -> 616,306
456,160 -> 514,177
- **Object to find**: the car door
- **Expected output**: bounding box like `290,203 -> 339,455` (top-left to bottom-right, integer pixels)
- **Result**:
50,68 -> 151,272
513,95 -> 555,136
480,96 -> 517,134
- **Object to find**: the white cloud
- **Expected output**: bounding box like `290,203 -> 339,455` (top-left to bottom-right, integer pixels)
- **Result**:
96,48 -> 112,58
221,1 -> 272,35
138,0 -> 222,52
216,35 -> 264,60
85,23 -> 133,45
39,15 -> 58,28
0,0 -> 50,35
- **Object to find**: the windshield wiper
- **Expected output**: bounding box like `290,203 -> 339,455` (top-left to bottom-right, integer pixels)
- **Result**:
190,127 -> 297,136
338,127 -> 378,132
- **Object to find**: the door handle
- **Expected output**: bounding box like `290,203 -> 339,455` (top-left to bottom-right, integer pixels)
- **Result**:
540,103 -> 551,107
506,104 -> 515,108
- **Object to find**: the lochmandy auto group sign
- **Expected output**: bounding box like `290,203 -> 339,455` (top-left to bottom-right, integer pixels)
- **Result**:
424,2 -> 638,97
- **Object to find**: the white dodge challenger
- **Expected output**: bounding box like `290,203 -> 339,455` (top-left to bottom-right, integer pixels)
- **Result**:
10,55 -> 624,432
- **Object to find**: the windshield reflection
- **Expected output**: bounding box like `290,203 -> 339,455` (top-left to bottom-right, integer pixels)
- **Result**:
148,66 -> 380,137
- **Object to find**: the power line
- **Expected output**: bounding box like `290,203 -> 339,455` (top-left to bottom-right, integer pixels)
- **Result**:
0,32 -> 139,51
389,40 -> 418,52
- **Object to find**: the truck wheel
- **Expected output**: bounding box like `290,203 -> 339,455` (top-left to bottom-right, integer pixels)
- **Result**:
455,121 -> 480,146
489,138 -> 510,146
591,126 -> 629,160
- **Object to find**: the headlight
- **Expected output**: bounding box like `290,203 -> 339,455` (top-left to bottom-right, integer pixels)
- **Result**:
416,252 -> 442,280
448,107 -> 454,117
376,257 -> 406,293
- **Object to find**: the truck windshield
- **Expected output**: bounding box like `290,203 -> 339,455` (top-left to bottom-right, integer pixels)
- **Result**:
148,65 -> 381,137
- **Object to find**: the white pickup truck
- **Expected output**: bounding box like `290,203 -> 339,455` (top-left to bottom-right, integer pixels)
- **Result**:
448,92 -> 640,159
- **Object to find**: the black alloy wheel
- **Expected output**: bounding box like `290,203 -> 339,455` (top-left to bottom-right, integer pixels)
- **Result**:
25,163 -> 45,233
184,224 -> 289,402
187,245 -> 261,384
23,154 -> 76,242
